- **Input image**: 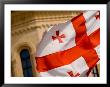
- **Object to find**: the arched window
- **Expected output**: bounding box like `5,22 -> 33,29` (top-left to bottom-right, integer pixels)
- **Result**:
20,49 -> 33,77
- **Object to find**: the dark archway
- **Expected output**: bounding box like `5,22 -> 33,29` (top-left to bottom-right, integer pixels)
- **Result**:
20,49 -> 33,77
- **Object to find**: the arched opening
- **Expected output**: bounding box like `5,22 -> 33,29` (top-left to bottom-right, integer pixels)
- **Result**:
20,49 -> 33,77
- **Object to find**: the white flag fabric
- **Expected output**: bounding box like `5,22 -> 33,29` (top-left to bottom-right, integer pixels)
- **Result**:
35,11 -> 100,77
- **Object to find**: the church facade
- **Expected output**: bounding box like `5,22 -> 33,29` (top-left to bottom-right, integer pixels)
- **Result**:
11,11 -> 99,77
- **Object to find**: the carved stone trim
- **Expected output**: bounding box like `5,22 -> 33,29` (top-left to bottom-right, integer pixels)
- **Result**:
11,22 -> 64,36
12,15 -> 78,28
12,26 -> 40,36
11,11 -> 82,36
11,11 -> 81,26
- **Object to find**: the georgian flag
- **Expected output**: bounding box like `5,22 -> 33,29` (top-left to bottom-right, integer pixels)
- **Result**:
35,11 -> 100,77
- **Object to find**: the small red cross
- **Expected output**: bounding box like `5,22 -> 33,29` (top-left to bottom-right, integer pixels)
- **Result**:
67,71 -> 80,77
95,11 -> 100,19
52,30 -> 66,43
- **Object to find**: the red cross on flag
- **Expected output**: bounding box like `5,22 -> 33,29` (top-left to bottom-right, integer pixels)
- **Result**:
35,11 -> 100,77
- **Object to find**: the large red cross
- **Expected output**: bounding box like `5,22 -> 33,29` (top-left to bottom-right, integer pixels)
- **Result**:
52,30 -> 66,43
36,11 -> 100,76
71,12 -> 100,76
